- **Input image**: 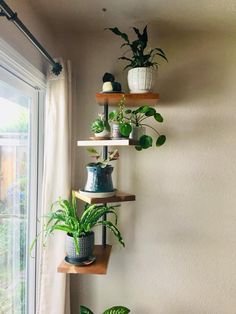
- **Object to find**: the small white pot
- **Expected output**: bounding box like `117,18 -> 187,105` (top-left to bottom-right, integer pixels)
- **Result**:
128,67 -> 156,93
129,126 -> 146,141
94,129 -> 110,138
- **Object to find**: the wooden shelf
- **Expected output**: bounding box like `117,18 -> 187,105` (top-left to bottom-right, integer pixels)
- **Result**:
57,245 -> 112,275
96,92 -> 159,107
74,190 -> 136,204
77,139 -> 138,147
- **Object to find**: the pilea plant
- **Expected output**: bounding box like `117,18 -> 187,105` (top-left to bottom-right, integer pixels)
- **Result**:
125,105 -> 166,151
106,25 -> 167,70
80,305 -> 130,314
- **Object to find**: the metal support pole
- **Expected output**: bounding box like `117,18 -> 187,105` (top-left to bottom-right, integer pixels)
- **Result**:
102,103 -> 109,247
0,0 -> 62,75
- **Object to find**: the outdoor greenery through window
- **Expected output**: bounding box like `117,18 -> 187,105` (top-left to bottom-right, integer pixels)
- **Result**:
0,68 -> 40,314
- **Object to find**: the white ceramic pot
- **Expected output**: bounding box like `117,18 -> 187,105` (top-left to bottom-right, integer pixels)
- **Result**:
129,126 -> 146,140
127,67 -> 155,93
94,129 -> 110,139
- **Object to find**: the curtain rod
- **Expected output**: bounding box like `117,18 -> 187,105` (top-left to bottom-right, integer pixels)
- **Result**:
0,0 -> 62,75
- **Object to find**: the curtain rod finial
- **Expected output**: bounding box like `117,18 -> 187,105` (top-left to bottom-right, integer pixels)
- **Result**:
52,63 -> 63,76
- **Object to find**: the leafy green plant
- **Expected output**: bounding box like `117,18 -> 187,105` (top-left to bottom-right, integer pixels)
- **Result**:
108,96 -> 132,137
125,105 -> 166,151
91,114 -> 111,134
106,25 -> 167,70
30,192 -> 124,255
87,148 -> 119,168
80,305 -> 130,314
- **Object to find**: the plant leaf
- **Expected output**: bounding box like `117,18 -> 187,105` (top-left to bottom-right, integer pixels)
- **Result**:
103,306 -> 130,314
139,135 -> 153,149
154,112 -> 163,122
135,145 -> 142,151
156,135 -> 166,146
119,123 -> 132,137
145,108 -> 156,116
105,27 -> 129,42
80,305 -> 94,314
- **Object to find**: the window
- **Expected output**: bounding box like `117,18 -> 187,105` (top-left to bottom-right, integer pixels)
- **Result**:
0,65 -> 43,314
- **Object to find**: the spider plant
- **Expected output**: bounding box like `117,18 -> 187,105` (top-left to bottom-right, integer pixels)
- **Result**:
31,192 -> 124,255
125,105 -> 166,151
106,25 -> 167,70
80,305 -> 130,314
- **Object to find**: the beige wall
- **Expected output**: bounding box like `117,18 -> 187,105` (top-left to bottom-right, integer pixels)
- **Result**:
2,3 -> 236,312
59,27 -> 236,314
0,0 -> 58,73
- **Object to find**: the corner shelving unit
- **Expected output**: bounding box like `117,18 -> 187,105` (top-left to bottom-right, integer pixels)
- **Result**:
57,92 -> 159,275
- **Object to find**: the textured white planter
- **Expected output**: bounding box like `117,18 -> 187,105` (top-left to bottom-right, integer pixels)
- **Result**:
128,67 -> 155,93
94,129 -> 110,138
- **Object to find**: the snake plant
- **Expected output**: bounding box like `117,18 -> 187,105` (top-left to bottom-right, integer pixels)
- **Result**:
80,305 -> 130,314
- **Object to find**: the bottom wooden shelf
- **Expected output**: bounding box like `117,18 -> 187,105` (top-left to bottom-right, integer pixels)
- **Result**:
57,245 -> 112,275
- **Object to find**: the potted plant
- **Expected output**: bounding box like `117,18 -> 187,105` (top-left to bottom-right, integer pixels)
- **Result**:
91,113 -> 111,139
80,305 -> 130,314
125,105 -> 166,151
31,192 -> 125,265
108,96 -> 132,139
106,25 -> 168,93
82,148 -> 119,197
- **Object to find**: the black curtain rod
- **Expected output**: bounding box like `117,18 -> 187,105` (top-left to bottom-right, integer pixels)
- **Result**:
0,0 -> 62,75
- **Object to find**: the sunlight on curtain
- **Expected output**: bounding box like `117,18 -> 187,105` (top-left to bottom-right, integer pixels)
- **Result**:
37,60 -> 72,314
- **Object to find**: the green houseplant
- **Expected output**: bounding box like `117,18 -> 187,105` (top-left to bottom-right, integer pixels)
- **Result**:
108,96 -> 132,138
125,105 -> 166,151
83,148 -> 119,196
31,192 -> 124,265
91,113 -> 111,139
80,305 -> 130,314
106,25 -> 167,93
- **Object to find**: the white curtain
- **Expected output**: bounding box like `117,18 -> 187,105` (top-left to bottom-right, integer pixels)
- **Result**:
37,60 -> 72,314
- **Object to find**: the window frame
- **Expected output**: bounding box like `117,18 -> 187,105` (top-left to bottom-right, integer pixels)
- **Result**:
0,39 -> 46,314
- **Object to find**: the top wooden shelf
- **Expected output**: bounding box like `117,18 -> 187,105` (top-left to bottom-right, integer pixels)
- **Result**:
96,93 -> 159,107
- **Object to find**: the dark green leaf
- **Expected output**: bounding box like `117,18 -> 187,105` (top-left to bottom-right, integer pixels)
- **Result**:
105,27 -> 129,42
135,145 -> 142,151
125,109 -> 132,114
119,123 -> 132,137
156,135 -> 166,146
154,112 -> 163,122
139,135 -> 153,149
118,56 -> 133,62
80,305 -> 94,314
145,108 -> 156,116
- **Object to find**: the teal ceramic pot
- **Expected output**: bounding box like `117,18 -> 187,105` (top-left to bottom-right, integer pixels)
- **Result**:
84,164 -> 114,192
